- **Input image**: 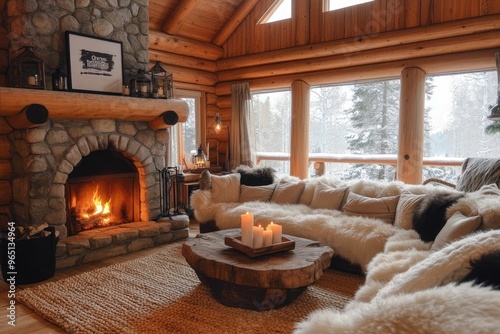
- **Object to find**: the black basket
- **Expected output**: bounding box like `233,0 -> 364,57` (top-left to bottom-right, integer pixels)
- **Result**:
1,226 -> 59,285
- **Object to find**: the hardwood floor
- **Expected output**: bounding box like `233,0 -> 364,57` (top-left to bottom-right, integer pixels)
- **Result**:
0,219 -> 200,334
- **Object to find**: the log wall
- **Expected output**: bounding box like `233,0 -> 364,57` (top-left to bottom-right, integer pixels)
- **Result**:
224,0 -> 500,57
0,0 -> 8,225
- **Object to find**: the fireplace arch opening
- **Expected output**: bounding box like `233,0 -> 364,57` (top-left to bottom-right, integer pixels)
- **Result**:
65,149 -> 140,236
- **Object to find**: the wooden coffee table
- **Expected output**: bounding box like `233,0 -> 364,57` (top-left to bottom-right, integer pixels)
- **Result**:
182,228 -> 334,311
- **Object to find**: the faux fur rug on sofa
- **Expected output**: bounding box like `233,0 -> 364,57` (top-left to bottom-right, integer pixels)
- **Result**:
294,229 -> 500,334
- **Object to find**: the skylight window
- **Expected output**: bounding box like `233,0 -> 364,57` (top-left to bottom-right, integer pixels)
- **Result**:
259,0 -> 291,24
327,0 -> 374,11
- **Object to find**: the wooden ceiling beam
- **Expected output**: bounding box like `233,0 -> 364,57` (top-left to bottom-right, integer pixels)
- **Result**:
149,30 -> 224,61
212,0 -> 260,46
217,30 -> 500,82
214,48 -> 498,95
161,0 -> 199,35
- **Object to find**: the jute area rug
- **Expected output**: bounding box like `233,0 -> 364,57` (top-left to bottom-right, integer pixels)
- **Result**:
17,242 -> 364,334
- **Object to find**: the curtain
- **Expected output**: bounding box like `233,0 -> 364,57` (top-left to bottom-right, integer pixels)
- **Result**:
230,82 -> 256,169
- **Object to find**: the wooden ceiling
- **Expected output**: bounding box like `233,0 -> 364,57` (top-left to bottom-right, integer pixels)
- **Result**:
148,0 -> 262,46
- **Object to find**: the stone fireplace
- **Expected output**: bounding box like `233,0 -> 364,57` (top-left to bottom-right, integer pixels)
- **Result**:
10,118 -> 166,239
0,0 -> 192,268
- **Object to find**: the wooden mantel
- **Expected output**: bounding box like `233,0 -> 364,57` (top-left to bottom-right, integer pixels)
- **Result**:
0,87 -> 189,128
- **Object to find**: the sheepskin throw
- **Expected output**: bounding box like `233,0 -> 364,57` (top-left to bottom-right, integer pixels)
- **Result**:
233,165 -> 276,186
412,191 -> 464,242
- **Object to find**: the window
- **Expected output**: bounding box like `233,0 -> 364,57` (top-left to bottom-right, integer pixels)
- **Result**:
423,71 -> 499,183
325,0 -> 374,11
259,0 -> 291,24
252,90 -> 291,175
170,90 -> 201,169
309,79 -> 401,181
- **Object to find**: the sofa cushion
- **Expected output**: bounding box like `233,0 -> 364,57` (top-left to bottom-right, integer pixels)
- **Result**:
342,192 -> 400,224
394,191 -> 426,230
211,173 -> 241,202
271,179 -> 305,204
431,212 -> 481,250
310,182 -> 348,210
239,184 -> 276,203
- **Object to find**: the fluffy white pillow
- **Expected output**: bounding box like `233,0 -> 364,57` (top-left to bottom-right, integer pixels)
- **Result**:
310,182 -> 348,210
211,173 -> 241,202
431,212 -> 481,250
271,179 -> 305,204
394,191 -> 426,230
342,192 -> 400,224
239,184 -> 276,203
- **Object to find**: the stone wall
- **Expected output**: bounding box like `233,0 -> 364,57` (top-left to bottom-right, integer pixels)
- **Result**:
9,119 -> 168,238
5,0 -> 150,87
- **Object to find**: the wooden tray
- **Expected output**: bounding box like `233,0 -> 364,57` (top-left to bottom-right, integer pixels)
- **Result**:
224,235 -> 295,257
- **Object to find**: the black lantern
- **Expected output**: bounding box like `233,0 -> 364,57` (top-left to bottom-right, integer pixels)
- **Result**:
194,144 -> 207,169
52,67 -> 68,91
10,46 -> 46,90
130,69 -> 152,98
149,61 -> 173,99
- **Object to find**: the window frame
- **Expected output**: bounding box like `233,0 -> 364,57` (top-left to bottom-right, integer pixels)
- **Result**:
173,89 -> 202,167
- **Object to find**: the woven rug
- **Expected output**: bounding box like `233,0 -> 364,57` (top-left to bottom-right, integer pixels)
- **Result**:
17,242 -> 364,334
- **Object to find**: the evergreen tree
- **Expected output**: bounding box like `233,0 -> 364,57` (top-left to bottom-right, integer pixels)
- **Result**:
344,80 -> 400,181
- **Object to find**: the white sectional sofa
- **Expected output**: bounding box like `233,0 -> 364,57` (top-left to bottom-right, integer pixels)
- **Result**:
191,169 -> 500,333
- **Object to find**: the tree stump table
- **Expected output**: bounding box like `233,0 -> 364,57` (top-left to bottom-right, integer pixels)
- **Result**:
181,229 -> 334,311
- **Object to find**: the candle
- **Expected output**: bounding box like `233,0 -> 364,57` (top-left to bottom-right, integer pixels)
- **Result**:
269,222 -> 282,244
253,225 -> 264,248
241,212 -> 254,247
158,86 -> 164,96
140,85 -> 148,93
263,228 -> 273,247
27,75 -> 37,86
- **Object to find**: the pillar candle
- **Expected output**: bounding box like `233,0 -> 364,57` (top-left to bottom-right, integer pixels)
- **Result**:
253,225 -> 264,248
241,212 -> 254,247
263,228 -> 273,247
269,222 -> 282,244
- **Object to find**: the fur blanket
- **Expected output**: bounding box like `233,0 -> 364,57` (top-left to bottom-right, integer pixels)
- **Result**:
294,282 -> 500,334
295,229 -> 500,334
191,189 -> 400,270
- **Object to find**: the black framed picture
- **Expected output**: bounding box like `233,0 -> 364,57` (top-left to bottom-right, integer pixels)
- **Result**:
66,31 -> 124,95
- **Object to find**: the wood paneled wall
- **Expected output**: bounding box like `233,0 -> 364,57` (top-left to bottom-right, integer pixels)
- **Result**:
224,0 -> 500,57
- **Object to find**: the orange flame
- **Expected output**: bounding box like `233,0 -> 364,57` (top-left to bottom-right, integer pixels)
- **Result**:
82,186 -> 111,223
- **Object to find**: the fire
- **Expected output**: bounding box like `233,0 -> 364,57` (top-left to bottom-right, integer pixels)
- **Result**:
82,186 -> 112,225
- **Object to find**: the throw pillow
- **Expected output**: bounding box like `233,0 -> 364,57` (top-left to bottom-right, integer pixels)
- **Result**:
342,192 -> 400,224
394,191 -> 426,230
309,182 -> 348,210
211,173 -> 241,202
271,179 -> 306,204
239,184 -> 276,203
413,191 -> 465,242
431,212 -> 481,250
